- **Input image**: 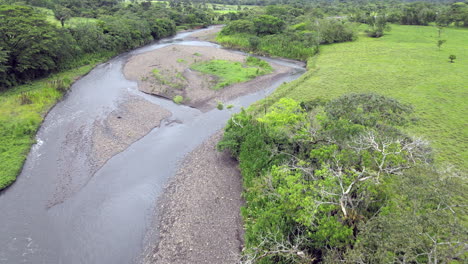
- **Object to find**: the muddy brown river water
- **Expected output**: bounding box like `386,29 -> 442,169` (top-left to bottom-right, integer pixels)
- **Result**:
0,27 -> 305,264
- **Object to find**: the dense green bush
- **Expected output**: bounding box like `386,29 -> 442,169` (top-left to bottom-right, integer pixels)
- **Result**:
218,12 -> 357,61
311,19 -> 357,44
218,94 -> 466,263
0,5 -> 79,88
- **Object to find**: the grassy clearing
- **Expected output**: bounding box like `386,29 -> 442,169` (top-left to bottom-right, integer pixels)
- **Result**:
190,57 -> 272,90
0,56 -> 109,190
267,25 -> 467,170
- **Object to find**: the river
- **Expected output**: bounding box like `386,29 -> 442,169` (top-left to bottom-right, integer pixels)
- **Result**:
0,27 -> 305,264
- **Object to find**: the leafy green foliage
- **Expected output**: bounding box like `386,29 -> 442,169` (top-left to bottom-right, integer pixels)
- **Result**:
53,5 -> 71,27
252,15 -> 285,35
437,39 -> 446,50
365,13 -> 391,38
0,5 -> 79,88
218,94 -> 461,263
217,12 -> 356,60
449,54 -> 457,63
324,93 -> 414,127
339,167 -> 467,264
173,95 -> 183,104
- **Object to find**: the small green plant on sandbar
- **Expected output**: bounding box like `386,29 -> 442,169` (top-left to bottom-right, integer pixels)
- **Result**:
173,95 -> 183,104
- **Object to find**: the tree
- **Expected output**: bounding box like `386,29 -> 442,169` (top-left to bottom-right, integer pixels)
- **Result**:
0,5 -> 78,88
340,167 -> 467,264
53,5 -> 72,27
248,36 -> 260,51
449,54 -> 457,63
437,39 -> 446,50
221,19 -> 254,34
219,94 -> 433,262
365,12 -> 391,38
252,15 -> 285,35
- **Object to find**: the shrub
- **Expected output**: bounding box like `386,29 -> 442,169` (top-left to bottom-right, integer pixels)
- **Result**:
248,36 -> 261,51
47,79 -> 70,93
449,54 -> 457,63
173,95 -> 183,104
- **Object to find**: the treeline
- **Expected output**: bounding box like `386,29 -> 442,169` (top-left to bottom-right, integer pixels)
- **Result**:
349,1 -> 468,27
0,0 -> 216,89
218,94 -> 467,263
217,1 -> 468,60
217,5 -> 357,60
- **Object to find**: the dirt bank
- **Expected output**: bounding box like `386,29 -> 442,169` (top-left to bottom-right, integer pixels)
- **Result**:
141,131 -> 244,264
123,44 -> 291,111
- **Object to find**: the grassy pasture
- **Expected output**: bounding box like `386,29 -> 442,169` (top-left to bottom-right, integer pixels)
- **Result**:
268,25 -> 467,170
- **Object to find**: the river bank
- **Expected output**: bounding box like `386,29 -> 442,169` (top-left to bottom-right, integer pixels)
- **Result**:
0,54 -> 113,191
0,27 -> 305,264
141,131 -> 244,264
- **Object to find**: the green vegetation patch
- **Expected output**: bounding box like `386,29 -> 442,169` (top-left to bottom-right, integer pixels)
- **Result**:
218,95 -> 467,263
267,25 -> 468,170
190,58 -> 272,90
152,68 -> 184,90
173,95 -> 183,104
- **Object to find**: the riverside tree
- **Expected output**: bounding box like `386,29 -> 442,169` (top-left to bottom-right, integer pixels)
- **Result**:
53,5 -> 72,27
218,93 -> 466,263
0,5 -> 78,88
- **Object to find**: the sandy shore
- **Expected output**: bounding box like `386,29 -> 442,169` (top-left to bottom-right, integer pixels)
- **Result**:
123,44 -> 290,111
91,96 -> 171,170
141,131 -> 244,264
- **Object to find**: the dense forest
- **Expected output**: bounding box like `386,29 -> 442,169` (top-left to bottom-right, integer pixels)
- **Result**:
0,0 -> 467,263
0,0 -> 221,89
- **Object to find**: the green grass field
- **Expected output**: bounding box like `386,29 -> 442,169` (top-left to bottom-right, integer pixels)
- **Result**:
268,25 -> 467,170
0,58 -> 109,190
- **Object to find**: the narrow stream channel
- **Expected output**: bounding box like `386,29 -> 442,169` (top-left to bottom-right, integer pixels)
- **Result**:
0,27 -> 305,264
